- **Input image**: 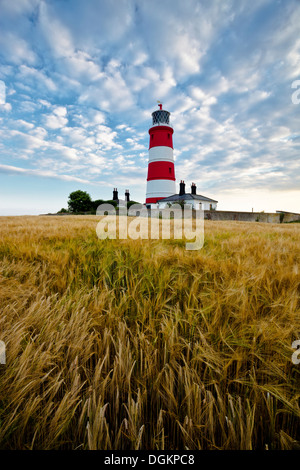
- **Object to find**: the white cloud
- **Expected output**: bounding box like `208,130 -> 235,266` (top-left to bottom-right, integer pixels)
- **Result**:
63,50 -> 103,82
73,109 -> 106,128
44,106 -> 68,129
39,99 -> 52,108
78,67 -> 134,112
55,106 -> 67,116
269,126 -> 291,142
49,143 -> 79,161
287,38 -> 300,78
94,125 -> 123,150
18,65 -> 57,92
15,119 -> 35,129
38,1 -> 74,59
8,128 -> 47,151
0,32 -> 37,65
0,163 -> 92,184
125,138 -> 144,151
1,103 -> 12,112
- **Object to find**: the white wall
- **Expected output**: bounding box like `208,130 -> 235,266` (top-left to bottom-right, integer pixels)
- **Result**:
158,200 -> 217,210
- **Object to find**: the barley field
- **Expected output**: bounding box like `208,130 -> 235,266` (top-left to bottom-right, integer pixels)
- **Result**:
0,215 -> 299,450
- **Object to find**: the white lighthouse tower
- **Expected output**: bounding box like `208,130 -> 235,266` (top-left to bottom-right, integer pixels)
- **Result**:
145,103 -> 176,208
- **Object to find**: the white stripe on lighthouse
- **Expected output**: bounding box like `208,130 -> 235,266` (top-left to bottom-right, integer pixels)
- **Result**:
148,146 -> 174,163
146,179 -> 176,199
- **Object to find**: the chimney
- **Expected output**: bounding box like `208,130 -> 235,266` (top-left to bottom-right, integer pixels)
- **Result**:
191,182 -> 196,195
125,189 -> 130,202
113,188 -> 118,201
179,180 -> 185,196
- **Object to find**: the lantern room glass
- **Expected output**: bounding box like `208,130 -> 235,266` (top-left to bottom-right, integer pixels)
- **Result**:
152,110 -> 170,125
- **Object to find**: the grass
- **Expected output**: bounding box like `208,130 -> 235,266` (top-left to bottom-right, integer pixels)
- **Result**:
0,215 -> 299,450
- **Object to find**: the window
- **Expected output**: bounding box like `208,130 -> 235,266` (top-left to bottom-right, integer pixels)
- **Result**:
169,167 -> 172,174
168,133 -> 170,139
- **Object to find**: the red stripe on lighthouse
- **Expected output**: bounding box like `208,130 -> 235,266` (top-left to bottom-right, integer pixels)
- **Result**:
145,197 -> 166,203
147,161 -> 175,181
149,126 -> 173,149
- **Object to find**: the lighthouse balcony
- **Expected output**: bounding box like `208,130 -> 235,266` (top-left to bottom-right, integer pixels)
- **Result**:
150,122 -> 173,129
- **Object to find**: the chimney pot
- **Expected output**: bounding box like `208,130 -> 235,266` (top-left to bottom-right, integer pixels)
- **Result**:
179,180 -> 185,196
113,188 -> 118,201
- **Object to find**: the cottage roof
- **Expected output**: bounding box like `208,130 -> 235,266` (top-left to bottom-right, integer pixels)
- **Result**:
158,193 -> 218,203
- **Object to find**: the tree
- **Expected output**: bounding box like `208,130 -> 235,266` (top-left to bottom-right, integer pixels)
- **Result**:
126,200 -> 141,210
91,199 -> 104,212
68,190 -> 92,213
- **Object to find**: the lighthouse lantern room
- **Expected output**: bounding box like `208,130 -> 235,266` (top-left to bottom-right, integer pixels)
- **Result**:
145,103 -> 176,208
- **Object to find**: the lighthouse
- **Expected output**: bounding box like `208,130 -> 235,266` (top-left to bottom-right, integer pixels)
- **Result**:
145,103 -> 176,207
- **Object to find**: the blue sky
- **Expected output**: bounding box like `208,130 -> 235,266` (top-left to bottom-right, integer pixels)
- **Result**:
0,0 -> 299,215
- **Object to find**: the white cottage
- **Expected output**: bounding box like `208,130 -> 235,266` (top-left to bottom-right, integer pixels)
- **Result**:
157,181 -> 218,211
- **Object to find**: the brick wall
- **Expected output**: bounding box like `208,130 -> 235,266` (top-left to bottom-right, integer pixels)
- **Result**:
204,210 -> 300,223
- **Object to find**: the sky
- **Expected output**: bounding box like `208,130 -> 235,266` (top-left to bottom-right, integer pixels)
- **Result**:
0,0 -> 299,215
